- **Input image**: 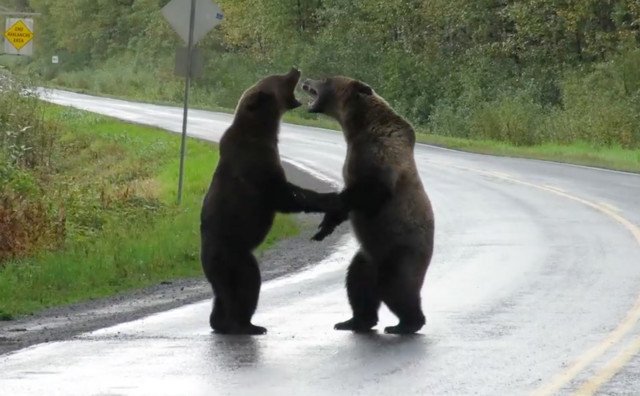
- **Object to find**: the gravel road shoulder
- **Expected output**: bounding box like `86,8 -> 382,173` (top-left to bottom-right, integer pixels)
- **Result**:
0,163 -> 349,355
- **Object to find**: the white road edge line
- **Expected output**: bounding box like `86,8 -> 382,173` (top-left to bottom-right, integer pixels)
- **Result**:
420,142 -> 640,177
281,158 -> 342,189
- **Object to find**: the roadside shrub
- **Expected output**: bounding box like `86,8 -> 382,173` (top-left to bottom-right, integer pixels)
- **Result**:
429,101 -> 472,138
377,51 -> 444,125
0,191 -> 64,263
0,74 -> 64,261
1,79 -> 59,169
551,49 -> 640,148
613,48 -> 640,97
52,53 -> 183,104
469,91 -> 546,146
197,52 -> 266,109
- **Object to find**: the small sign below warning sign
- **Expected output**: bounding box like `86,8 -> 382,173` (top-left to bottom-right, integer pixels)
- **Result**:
3,18 -> 34,56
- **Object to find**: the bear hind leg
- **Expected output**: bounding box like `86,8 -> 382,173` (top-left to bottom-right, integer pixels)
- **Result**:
380,250 -> 427,335
205,248 -> 266,335
335,251 -> 381,332
209,294 -> 227,331
202,244 -> 235,333
225,252 -> 266,335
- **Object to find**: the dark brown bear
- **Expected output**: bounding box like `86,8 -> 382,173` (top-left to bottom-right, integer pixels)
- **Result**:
302,76 -> 435,334
201,69 -> 342,335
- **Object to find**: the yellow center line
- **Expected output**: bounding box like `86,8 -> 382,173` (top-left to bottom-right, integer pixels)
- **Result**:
432,162 -> 640,395
543,184 -> 566,193
575,335 -> 640,394
597,202 -> 621,213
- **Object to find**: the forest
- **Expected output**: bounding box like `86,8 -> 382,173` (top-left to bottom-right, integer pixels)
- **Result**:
2,0 -> 640,148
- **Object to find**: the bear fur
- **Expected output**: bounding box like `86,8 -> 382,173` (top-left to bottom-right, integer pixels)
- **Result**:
201,69 -> 342,335
302,76 -> 435,334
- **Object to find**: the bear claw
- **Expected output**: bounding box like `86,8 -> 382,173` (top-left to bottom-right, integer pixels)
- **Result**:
334,318 -> 376,333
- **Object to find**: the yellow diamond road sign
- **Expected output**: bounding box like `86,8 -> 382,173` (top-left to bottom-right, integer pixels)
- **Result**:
4,18 -> 34,54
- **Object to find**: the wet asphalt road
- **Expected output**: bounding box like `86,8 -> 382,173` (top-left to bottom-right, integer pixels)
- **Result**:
1,89 -> 639,395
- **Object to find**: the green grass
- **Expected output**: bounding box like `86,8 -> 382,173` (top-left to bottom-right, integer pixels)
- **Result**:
280,113 -> 640,173
0,107 -> 298,319
39,80 -> 640,174
281,113 -> 640,173
415,133 -> 640,173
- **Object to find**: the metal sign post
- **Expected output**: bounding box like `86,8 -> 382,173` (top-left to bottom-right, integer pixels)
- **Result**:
162,0 -> 223,205
177,0 -> 196,205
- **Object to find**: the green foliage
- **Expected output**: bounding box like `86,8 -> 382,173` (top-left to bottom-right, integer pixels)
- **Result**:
0,74 -> 58,170
6,0 -> 640,149
469,91 -> 546,146
199,52 -> 266,109
547,49 -> 640,147
51,54 -> 183,103
1,72 -> 63,260
416,133 -> 640,173
429,102 -> 472,139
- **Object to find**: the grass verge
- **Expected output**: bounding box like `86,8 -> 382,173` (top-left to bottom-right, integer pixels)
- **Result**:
0,106 -> 298,319
415,134 -> 640,173
40,83 -> 640,173
281,114 -> 640,173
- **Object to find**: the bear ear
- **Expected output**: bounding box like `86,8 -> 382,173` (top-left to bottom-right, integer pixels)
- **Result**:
245,90 -> 271,111
352,80 -> 373,96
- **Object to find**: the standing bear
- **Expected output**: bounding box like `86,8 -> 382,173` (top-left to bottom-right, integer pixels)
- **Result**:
302,76 -> 435,334
201,68 -> 342,335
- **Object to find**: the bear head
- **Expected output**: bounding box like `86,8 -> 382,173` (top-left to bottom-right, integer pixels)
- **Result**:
301,76 -> 373,122
236,68 -> 302,117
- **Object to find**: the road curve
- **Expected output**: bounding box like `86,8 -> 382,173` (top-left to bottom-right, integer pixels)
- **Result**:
1,89 -> 639,395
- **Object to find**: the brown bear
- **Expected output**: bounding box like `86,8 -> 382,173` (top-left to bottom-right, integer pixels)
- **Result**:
302,76 -> 435,334
200,69 -> 343,335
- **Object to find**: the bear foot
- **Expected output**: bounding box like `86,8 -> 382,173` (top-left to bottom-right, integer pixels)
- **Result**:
213,323 -> 267,335
334,318 -> 376,333
384,323 -> 423,335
